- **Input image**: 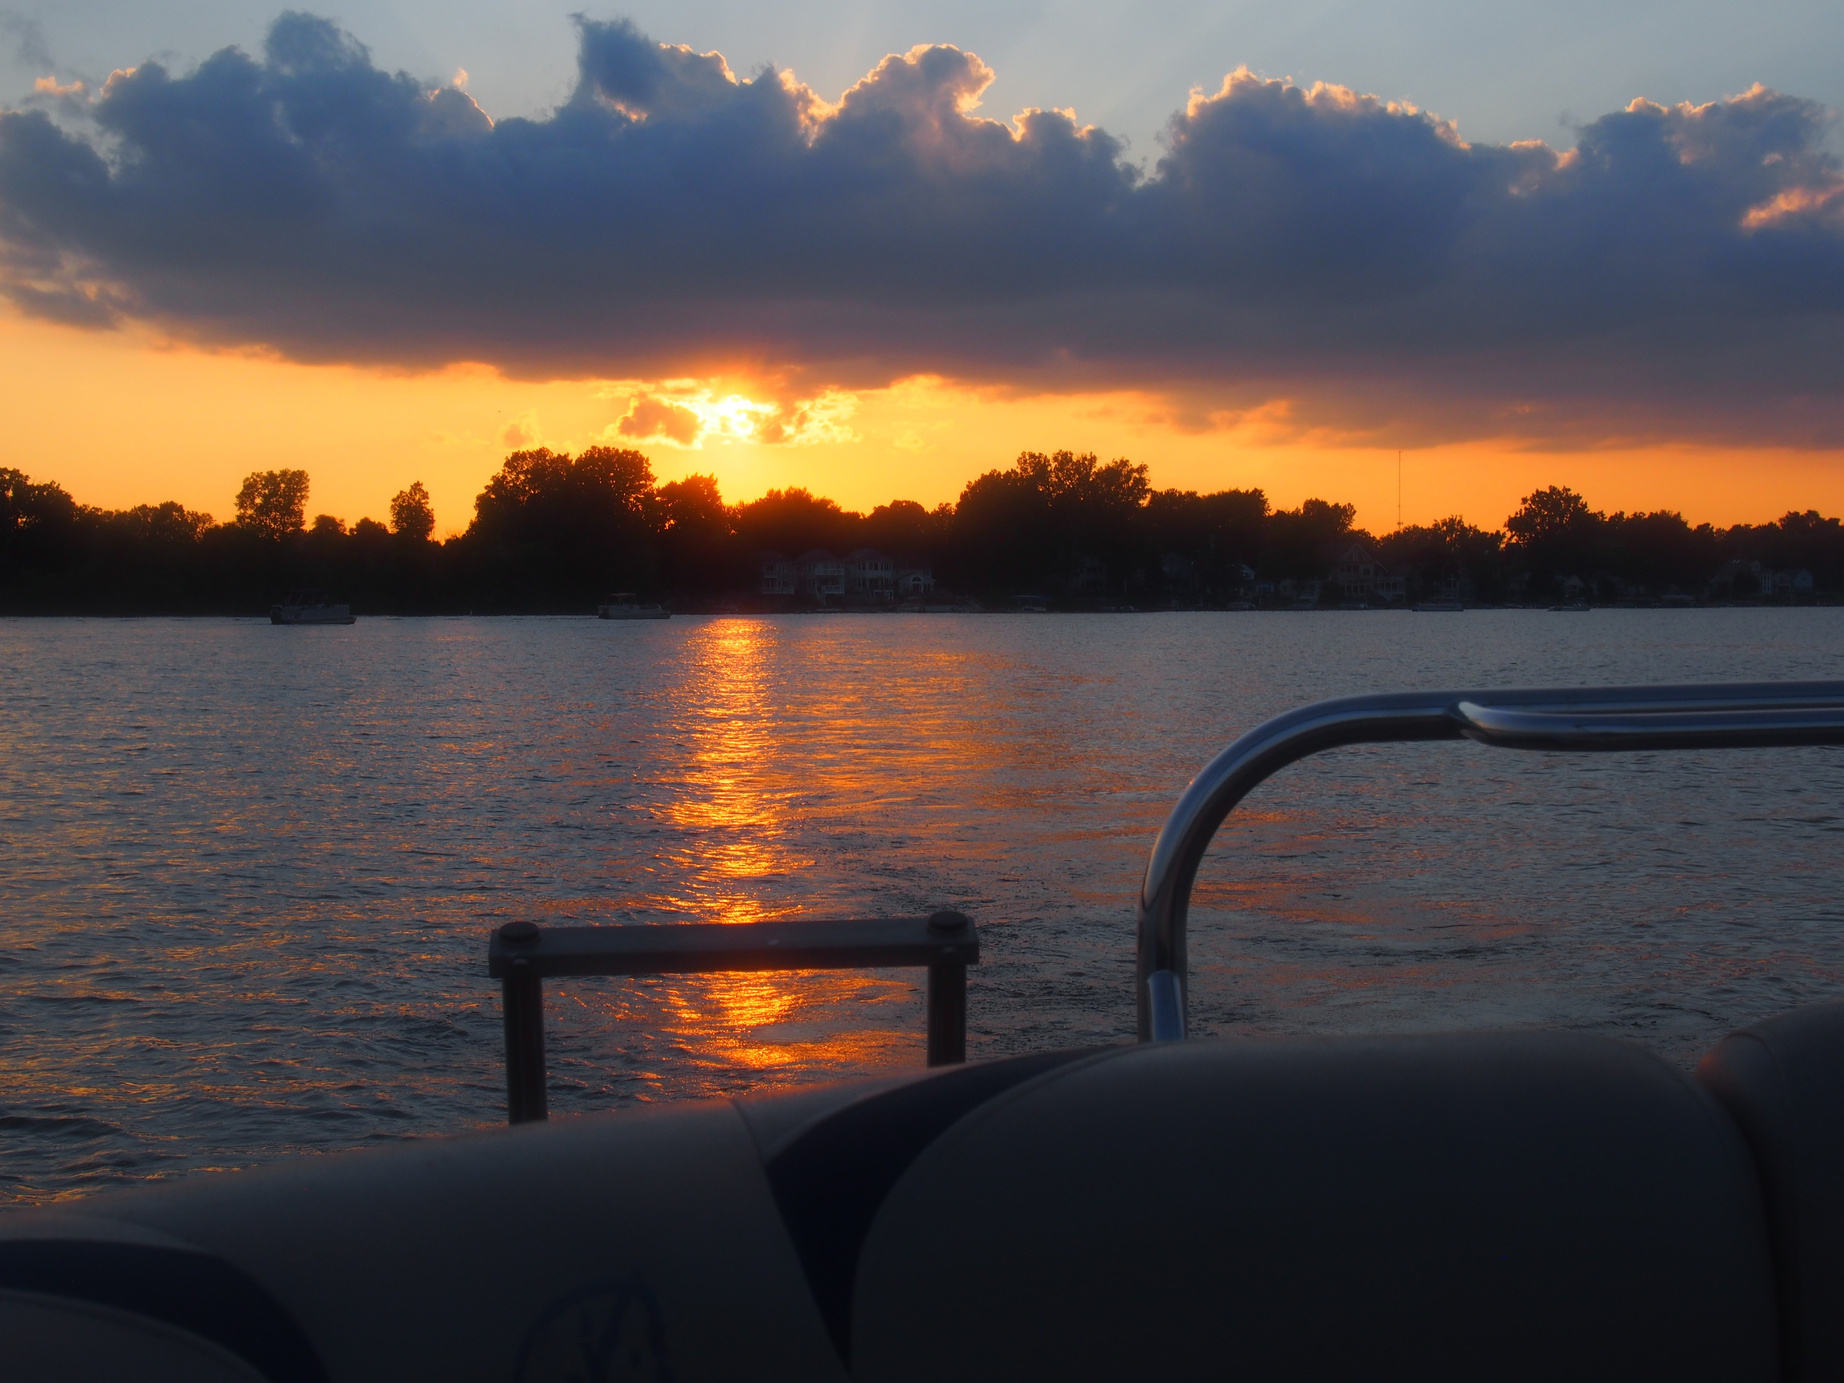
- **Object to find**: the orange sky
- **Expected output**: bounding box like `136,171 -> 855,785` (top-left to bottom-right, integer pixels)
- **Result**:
7,307 -> 1842,539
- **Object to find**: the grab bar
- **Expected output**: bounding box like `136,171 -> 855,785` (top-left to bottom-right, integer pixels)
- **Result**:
1136,680 -> 1844,1041
488,912 -> 979,1123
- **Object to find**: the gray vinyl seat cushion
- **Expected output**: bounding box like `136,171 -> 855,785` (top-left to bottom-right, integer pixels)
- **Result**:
1700,1001 -> 1844,1383
836,1033 -> 1779,1382
0,1022 -> 1821,1382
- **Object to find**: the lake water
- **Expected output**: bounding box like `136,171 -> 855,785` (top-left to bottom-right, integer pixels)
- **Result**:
2,610 -> 1842,1205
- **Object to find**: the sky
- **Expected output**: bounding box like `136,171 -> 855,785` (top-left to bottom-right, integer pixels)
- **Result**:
2,2 -> 1842,535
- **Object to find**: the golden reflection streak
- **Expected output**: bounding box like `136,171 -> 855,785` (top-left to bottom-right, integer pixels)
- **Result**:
661,618 -> 793,927
651,620 -> 915,1075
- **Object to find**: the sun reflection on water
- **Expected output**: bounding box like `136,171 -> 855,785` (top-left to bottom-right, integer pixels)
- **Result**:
571,618 -> 923,1087
657,619 -> 802,925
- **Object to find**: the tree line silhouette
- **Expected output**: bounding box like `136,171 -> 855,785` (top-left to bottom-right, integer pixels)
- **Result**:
3,447 -> 1840,613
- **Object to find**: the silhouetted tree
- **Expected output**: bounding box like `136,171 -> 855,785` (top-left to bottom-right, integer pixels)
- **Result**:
1145,488 -> 1270,596
1263,498 -> 1359,580
5,457 -> 1844,614
463,446 -> 658,609
863,500 -> 942,564
235,470 -> 309,539
1753,511 -> 1844,589
1505,486 -> 1602,595
733,487 -> 859,557
1602,511 -> 1720,594
656,474 -> 738,599
950,450 -> 1151,597
390,482 -> 436,541
1375,517 -> 1504,600
0,468 -> 80,589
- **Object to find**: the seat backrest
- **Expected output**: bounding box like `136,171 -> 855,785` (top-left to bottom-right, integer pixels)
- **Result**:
829,1033 -> 1778,1382
0,1027 -> 1802,1383
1700,1002 -> 1844,1383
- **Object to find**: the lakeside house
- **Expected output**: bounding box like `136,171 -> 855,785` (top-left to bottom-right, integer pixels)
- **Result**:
844,549 -> 896,604
1274,576 -> 1322,606
758,542 -> 1822,611
1712,559 -> 1816,600
759,548 -> 930,605
896,566 -> 936,598
1070,556 -> 1108,595
796,550 -> 847,604
1329,543 -> 1407,604
1160,552 -> 1196,597
758,553 -> 797,597
1427,572 -> 1475,603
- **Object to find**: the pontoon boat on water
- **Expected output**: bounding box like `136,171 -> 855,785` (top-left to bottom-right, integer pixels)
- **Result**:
269,592 -> 355,626
5,680 -> 1844,1382
596,593 -> 670,620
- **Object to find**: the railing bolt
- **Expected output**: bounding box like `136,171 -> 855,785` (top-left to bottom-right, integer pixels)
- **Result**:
927,910 -> 970,933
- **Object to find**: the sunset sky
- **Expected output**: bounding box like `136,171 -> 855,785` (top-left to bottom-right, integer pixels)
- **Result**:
4,2 -> 1842,535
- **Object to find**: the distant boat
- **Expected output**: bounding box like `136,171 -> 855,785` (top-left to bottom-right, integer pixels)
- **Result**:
1548,603 -> 1592,612
1413,599 -> 1465,612
269,591 -> 354,625
597,593 -> 670,620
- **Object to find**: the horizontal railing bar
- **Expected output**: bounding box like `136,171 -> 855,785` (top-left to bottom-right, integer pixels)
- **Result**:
1137,680 -> 1844,1042
1455,700 -> 1844,751
490,912 -> 980,1122
488,914 -> 978,981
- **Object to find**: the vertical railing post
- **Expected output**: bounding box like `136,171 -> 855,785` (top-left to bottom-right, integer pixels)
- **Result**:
498,922 -> 548,1124
926,911 -> 970,1066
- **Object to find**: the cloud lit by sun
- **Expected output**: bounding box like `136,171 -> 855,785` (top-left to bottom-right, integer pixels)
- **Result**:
1,10 -> 1841,541
607,384 -> 861,449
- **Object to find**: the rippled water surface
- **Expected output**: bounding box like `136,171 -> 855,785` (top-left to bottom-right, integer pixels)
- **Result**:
3,611 -> 1843,1203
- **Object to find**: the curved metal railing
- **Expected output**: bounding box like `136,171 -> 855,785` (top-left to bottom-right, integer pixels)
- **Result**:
1136,681 -> 1844,1041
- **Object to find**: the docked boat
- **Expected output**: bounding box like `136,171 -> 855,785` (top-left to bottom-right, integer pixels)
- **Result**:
6,680 -> 1844,1382
268,591 -> 355,625
597,592 -> 670,620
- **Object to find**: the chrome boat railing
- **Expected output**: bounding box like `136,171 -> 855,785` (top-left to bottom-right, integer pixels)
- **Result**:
1137,681 -> 1844,1042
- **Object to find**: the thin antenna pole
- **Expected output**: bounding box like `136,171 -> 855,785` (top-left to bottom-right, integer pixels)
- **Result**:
1396,450 -> 1402,530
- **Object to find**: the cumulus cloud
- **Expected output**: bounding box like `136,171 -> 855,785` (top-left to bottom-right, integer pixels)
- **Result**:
0,13 -> 1842,444
501,410 -> 539,447
757,390 -> 859,445
619,393 -> 703,445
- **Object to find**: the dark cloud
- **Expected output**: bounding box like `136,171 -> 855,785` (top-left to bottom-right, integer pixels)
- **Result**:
1,12 -> 1842,444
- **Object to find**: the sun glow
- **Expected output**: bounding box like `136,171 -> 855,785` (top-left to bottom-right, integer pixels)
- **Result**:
5,307 -> 1843,539
608,383 -> 861,449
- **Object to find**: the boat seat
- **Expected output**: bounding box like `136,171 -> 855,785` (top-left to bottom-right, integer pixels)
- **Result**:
825,1034 -> 1779,1382
1700,1002 -> 1844,1383
0,1098 -> 856,1383
0,1023 -> 1823,1382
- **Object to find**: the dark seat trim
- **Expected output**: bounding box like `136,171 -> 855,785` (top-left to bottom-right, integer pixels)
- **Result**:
764,1048 -> 1095,1364
0,1240 -> 327,1383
